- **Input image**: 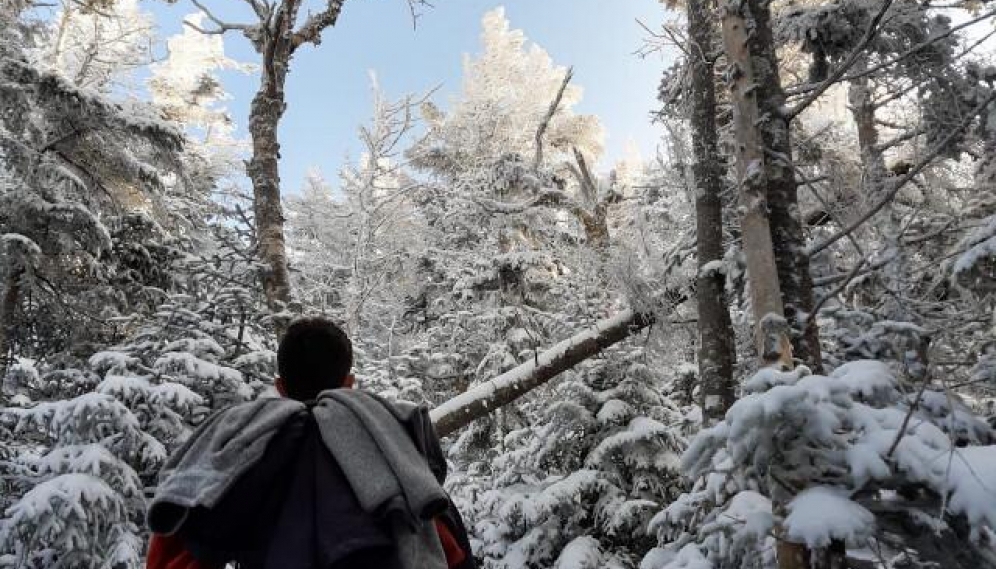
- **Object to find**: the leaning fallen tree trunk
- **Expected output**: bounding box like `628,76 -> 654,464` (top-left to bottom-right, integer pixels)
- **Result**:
430,309 -> 653,437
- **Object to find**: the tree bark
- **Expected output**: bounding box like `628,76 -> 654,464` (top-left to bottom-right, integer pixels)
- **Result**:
686,0 -> 736,423
849,74 -> 887,184
247,10 -> 295,315
430,309 -> 653,437
746,0 -> 823,373
718,1 -> 810,567
718,0 -> 789,367
180,0 -> 348,323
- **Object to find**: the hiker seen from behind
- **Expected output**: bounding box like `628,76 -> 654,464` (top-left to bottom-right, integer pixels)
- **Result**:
146,317 -> 474,569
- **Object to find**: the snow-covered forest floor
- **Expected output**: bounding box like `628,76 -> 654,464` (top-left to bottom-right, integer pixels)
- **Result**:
2,0 -> 996,568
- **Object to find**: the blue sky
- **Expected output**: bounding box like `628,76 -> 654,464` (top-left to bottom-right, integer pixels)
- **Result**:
148,0 -> 675,193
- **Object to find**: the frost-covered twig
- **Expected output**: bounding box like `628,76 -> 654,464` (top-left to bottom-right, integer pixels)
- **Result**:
185,0 -> 253,35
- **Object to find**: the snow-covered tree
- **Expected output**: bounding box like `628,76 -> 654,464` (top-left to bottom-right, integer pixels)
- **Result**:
41,0 -> 157,91
0,6 -> 185,376
645,360 -> 996,569
1,390 -> 162,568
148,13 -> 250,138
0,291 -> 255,567
450,345 -> 692,569
0,4 -> 272,564
410,7 -> 602,179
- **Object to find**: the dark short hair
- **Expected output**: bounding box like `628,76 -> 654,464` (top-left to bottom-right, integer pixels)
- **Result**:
277,317 -> 353,401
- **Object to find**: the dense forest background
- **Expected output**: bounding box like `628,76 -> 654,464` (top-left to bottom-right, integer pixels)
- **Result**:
1,0 -> 996,568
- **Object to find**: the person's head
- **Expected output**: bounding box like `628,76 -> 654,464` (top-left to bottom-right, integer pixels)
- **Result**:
276,317 -> 355,401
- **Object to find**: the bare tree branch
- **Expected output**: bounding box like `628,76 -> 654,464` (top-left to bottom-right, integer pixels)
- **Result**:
291,0 -> 346,51
403,0 -> 433,30
787,8 -> 996,97
239,0 -> 269,20
886,338 -> 933,460
187,0 -> 254,34
810,256 -> 869,318
875,126 -> 926,153
813,255 -> 895,287
636,18 -> 690,58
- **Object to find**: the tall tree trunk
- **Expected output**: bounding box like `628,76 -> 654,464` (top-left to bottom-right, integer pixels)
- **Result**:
185,0 -> 349,323
686,0 -> 736,423
0,269 -> 21,385
247,12 -> 295,315
850,77 -> 887,184
718,2 -> 817,568
718,0 -> 790,368
746,0 -> 823,373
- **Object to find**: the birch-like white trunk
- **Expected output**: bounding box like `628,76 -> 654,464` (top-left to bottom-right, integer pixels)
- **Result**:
430,309 -> 653,437
717,1 -> 813,567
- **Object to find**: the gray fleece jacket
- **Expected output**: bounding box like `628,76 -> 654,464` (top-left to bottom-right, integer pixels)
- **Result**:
148,389 -> 448,569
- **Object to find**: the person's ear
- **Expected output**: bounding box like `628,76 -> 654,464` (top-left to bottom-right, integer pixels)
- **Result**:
343,373 -> 355,389
275,376 -> 287,397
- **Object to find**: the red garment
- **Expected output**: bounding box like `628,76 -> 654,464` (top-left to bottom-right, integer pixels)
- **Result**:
434,517 -> 468,568
146,533 -> 220,569
148,517 -> 467,569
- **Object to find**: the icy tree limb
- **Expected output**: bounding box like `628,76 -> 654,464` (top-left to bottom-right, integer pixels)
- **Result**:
185,0 -> 254,35
807,90 -> 996,257
533,66 -> 573,170
291,0 -> 346,50
430,309 -> 653,437
785,0 -> 893,120
570,147 -> 599,205
787,8 -> 996,97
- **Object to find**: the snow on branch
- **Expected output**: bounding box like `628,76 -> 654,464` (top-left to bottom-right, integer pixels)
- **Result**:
785,0 -> 894,120
787,7 -> 996,98
475,187 -> 578,214
291,0 -> 347,50
430,309 -> 653,437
